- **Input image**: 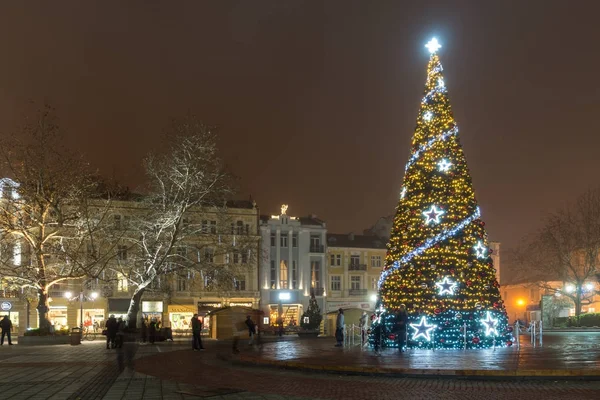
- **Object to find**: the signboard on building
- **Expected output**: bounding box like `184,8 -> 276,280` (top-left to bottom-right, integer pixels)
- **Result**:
229,302 -> 253,308
142,301 -> 163,313
0,301 -> 12,311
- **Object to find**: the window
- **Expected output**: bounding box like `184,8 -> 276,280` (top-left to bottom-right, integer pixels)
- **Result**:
235,278 -> 246,291
204,248 -> 214,263
311,261 -> 321,288
123,215 -> 131,229
270,260 -> 276,289
280,260 -> 288,289
230,223 -> 235,234
245,224 -> 250,234
224,253 -> 230,264
117,245 -> 127,261
371,255 -> 381,268
292,234 -> 298,248
204,272 -> 215,290
270,233 -> 276,247
117,273 -> 128,292
350,255 -> 360,267
210,220 -> 217,234
241,250 -> 248,264
351,276 -> 361,290
236,221 -> 244,234
371,277 -> 377,290
114,215 -> 122,230
177,276 -> 187,292
331,276 -> 341,291
233,252 -> 240,264
202,220 -> 208,233
291,260 -> 297,289
330,254 -> 341,266
280,234 -> 288,248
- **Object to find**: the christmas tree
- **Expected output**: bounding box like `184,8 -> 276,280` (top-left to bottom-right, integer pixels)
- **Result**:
300,293 -> 323,331
375,38 -> 513,349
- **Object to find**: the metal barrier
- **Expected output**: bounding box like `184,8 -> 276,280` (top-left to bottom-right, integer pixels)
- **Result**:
343,324 -> 365,348
514,320 -> 542,347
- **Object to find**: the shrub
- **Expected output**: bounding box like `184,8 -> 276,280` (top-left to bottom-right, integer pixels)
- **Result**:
23,327 -> 70,336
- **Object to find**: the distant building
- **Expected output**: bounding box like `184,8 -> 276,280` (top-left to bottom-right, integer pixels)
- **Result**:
363,215 -> 394,241
258,206 -> 327,330
324,232 -> 386,333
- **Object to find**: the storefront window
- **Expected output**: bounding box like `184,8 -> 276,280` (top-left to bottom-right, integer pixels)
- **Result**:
170,312 -> 193,330
269,305 -> 300,327
78,309 -> 105,331
49,307 -> 68,330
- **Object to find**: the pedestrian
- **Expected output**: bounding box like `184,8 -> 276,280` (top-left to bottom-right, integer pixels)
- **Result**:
0,316 -> 12,346
245,315 -> 255,345
359,311 -> 368,345
115,317 -> 126,348
191,314 -> 204,351
105,314 -> 118,349
149,318 -> 157,344
277,316 -> 284,337
335,308 -> 344,347
140,318 -> 147,344
394,304 -> 409,352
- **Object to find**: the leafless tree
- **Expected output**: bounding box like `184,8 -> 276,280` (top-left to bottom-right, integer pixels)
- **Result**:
112,116 -> 257,328
0,107 -> 118,330
513,188 -> 600,319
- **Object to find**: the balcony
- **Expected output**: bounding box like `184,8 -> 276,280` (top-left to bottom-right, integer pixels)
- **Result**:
349,289 -> 367,296
311,287 -> 325,296
348,263 -> 367,271
309,244 -> 324,253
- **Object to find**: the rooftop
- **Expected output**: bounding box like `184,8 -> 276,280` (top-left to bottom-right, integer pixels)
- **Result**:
327,233 -> 387,249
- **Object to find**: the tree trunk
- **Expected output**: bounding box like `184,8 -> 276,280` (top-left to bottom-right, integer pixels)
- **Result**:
37,289 -> 51,331
574,292 -> 582,326
126,288 -> 145,330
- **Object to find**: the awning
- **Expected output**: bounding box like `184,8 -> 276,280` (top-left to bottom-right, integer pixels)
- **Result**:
108,299 -> 130,313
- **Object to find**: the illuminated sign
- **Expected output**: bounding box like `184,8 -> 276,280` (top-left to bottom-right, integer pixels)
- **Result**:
278,292 -> 291,301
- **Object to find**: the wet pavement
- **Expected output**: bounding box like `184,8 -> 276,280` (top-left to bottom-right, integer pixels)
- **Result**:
0,333 -> 598,399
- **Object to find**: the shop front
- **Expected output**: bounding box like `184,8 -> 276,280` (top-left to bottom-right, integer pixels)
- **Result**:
167,304 -> 196,331
107,298 -> 130,322
197,302 -> 222,336
78,309 -> 105,331
267,291 -> 302,328
0,300 -> 22,334
142,301 -> 164,327
49,306 -> 68,330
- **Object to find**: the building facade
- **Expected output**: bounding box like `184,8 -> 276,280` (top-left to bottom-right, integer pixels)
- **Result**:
325,233 -> 386,332
258,206 -> 327,329
1,198 -> 261,337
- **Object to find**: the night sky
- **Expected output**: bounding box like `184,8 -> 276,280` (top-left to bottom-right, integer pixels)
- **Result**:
1,1 -> 599,251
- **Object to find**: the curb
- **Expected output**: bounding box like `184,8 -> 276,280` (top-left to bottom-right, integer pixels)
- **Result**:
237,356 -> 600,379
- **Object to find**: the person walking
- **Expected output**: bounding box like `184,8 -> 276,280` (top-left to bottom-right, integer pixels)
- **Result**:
0,316 -> 12,346
245,315 -> 256,345
148,318 -> 157,344
359,311 -> 368,345
335,308 -> 344,347
115,317 -> 126,348
394,304 -> 409,352
105,315 -> 118,349
139,318 -> 147,344
191,314 -> 204,351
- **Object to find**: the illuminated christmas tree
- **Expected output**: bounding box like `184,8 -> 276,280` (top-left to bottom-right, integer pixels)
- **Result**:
374,38 -> 513,349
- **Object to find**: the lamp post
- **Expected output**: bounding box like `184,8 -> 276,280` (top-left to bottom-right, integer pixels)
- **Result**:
65,290 -> 98,341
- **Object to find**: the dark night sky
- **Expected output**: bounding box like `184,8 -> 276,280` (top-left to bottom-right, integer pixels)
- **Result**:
1,1 -> 599,251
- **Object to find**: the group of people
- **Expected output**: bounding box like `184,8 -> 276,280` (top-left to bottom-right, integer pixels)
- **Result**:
104,315 -> 127,349
334,304 -> 409,353
139,317 -> 162,344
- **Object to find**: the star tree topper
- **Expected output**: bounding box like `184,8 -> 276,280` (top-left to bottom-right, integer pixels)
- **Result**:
437,159 -> 452,172
410,316 -> 436,341
423,205 -> 444,225
480,311 -> 498,336
435,276 -> 458,295
425,38 -> 442,53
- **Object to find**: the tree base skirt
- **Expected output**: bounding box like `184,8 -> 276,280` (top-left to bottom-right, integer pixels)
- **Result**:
297,331 -> 320,339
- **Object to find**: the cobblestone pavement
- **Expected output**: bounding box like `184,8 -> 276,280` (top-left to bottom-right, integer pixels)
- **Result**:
0,336 -> 598,399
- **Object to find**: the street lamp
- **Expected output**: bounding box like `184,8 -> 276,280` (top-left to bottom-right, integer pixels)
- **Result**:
65,290 -> 99,340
